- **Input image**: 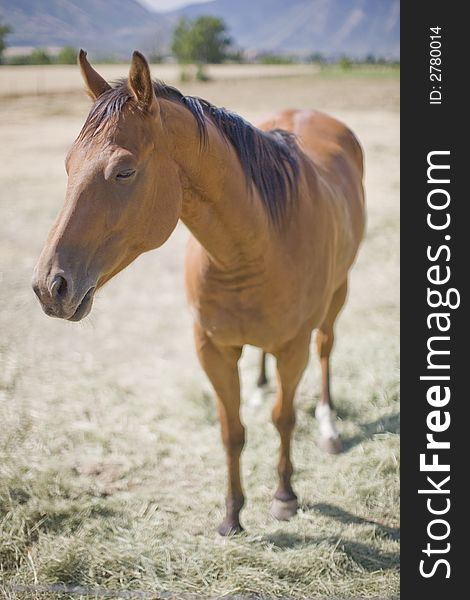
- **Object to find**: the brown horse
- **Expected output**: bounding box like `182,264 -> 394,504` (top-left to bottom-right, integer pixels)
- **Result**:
32,51 -> 365,535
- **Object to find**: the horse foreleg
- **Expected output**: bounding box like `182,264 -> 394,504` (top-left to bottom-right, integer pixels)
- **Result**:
271,329 -> 311,520
315,279 -> 348,454
193,322 -> 244,535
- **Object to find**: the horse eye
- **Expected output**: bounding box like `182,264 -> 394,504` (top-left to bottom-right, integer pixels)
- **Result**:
116,169 -> 136,180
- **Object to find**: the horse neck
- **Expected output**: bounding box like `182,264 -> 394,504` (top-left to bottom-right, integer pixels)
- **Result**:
161,99 -> 269,272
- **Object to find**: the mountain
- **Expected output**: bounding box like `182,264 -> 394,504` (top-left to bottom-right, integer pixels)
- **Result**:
0,0 -> 400,59
0,0 -> 169,56
171,0 -> 400,58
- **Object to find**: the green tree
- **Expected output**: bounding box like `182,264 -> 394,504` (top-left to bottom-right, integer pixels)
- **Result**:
30,48 -> 51,65
309,52 -> 326,64
171,16 -> 232,65
57,46 -> 77,64
0,20 -> 12,64
258,53 -> 295,65
339,56 -> 352,70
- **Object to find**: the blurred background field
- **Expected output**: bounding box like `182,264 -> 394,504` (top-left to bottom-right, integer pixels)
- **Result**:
0,62 -> 398,97
0,1 -> 399,599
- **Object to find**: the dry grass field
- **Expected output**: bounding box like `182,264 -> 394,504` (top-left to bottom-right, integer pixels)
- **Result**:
0,65 -> 399,599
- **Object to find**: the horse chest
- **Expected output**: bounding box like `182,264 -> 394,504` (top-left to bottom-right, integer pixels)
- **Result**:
189,276 -> 317,350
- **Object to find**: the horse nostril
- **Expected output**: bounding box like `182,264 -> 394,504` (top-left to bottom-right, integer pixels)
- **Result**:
50,275 -> 68,301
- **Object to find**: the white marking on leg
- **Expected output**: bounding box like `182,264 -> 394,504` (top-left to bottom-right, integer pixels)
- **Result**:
315,403 -> 339,440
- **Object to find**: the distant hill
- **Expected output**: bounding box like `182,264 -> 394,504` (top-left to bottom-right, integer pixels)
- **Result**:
0,0 -> 168,57
0,0 -> 399,59
171,0 -> 400,58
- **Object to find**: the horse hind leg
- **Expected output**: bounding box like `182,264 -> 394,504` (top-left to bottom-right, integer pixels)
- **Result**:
248,351 -> 269,408
257,351 -> 268,387
315,280 -> 348,455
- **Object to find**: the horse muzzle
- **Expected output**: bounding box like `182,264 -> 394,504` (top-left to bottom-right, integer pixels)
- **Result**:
32,268 -> 96,322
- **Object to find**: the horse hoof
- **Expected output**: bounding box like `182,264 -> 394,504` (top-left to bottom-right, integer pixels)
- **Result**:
217,519 -> 243,536
318,435 -> 343,454
270,497 -> 298,521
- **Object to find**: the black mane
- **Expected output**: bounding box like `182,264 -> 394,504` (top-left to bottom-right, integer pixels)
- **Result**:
78,79 -> 301,225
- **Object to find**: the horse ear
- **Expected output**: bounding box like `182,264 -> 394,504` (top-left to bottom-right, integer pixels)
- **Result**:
128,51 -> 157,112
78,49 -> 111,100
